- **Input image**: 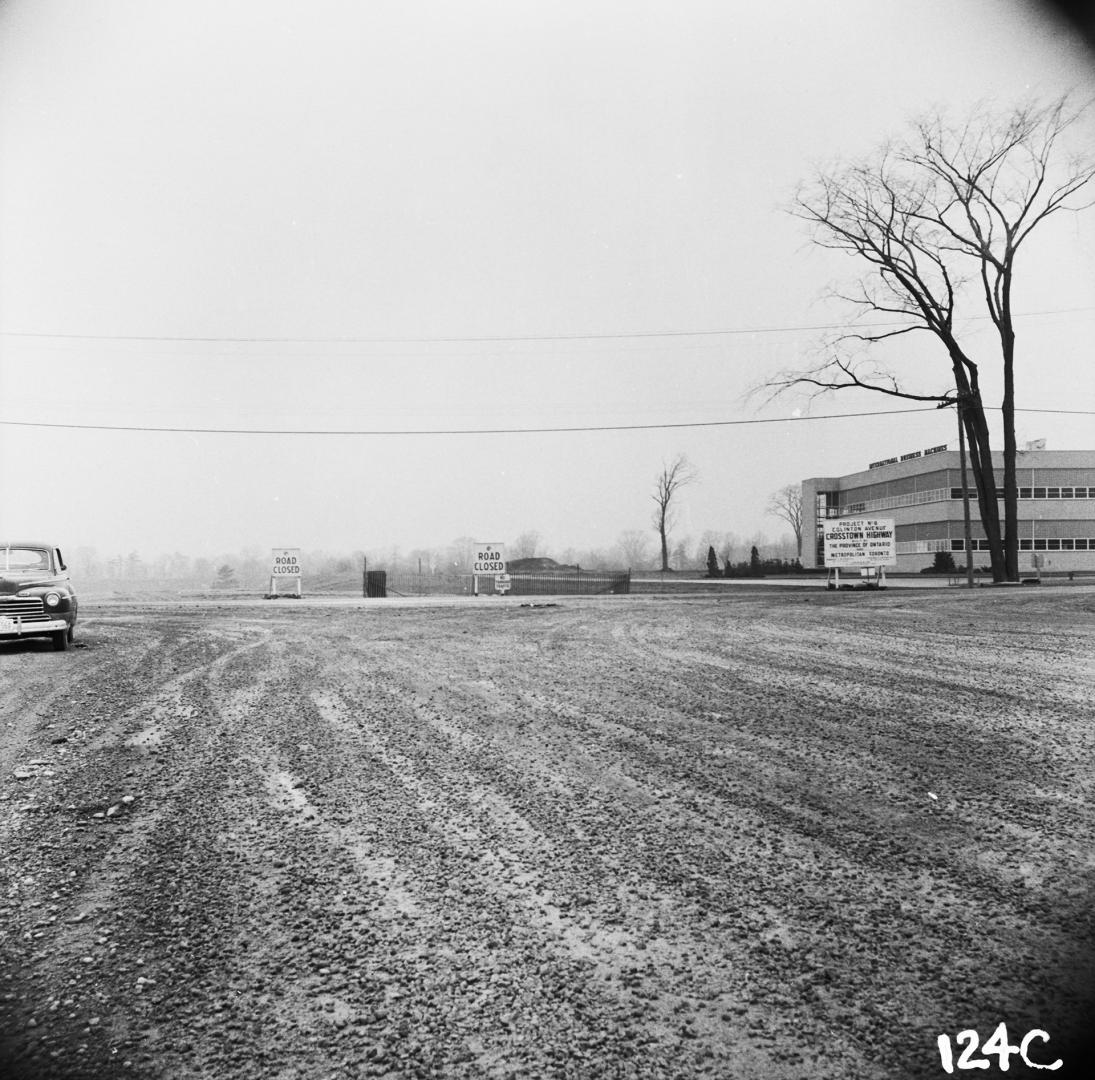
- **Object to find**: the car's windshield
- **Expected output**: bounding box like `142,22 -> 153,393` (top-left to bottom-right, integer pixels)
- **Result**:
1,547 -> 51,572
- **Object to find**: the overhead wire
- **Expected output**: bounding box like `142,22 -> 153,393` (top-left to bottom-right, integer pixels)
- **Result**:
0,406 -> 1089,437
0,306 -> 1091,345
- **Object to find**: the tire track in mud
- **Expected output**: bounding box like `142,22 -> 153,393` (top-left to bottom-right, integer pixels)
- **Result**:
293,641 -> 875,1077
295,680 -> 781,1076
362,599 -> 1093,1076
69,630 -> 715,1079
203,665 -> 698,1077
562,599 -> 1095,1070
3,594 -> 1095,1079
0,618 -> 289,1079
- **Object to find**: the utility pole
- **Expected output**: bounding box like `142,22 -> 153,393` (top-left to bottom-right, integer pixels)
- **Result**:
956,396 -> 975,588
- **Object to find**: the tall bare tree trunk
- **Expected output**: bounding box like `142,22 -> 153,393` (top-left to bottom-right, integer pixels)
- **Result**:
999,294 -> 1020,582
962,398 -> 1006,582
951,354 -> 1006,582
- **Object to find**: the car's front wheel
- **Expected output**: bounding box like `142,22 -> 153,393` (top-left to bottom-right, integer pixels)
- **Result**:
52,630 -> 69,651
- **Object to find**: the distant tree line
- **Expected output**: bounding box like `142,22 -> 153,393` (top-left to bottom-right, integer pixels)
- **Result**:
68,522 -> 804,589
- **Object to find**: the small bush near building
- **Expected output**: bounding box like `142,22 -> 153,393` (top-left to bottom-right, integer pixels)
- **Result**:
706,546 -> 721,578
921,550 -> 957,574
724,557 -> 804,578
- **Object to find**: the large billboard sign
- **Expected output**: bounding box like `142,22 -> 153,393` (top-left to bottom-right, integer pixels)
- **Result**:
822,518 -> 896,566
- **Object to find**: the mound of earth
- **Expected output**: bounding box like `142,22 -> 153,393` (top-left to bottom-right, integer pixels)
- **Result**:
506,556 -> 576,572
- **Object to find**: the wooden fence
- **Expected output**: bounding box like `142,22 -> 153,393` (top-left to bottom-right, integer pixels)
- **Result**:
503,570 -> 630,596
379,570 -> 630,597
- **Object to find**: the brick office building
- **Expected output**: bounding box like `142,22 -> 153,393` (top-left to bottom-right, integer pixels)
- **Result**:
802,447 -> 1095,574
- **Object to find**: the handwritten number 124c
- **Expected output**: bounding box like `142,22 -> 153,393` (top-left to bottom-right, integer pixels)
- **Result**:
938,1024 -> 1061,1072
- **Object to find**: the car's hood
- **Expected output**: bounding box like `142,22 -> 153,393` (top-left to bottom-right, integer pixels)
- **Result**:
0,572 -> 60,595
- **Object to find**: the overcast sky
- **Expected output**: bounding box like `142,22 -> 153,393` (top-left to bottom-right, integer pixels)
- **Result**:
1,0 -> 1093,563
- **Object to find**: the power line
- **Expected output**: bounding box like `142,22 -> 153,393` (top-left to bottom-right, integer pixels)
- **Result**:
0,406 -> 1089,437
0,307 -> 1090,345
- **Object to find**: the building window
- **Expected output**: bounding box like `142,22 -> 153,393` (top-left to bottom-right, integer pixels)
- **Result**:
1013,486 -> 1095,500
949,487 -> 1008,499
902,535 -> 1094,555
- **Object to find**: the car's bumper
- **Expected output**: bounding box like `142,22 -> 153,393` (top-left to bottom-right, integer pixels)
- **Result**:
0,617 -> 70,637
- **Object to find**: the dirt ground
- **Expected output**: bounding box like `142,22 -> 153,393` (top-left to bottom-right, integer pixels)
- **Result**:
2,588 -> 1093,1079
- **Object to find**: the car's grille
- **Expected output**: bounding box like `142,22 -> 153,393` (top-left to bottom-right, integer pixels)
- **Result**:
0,598 -> 47,622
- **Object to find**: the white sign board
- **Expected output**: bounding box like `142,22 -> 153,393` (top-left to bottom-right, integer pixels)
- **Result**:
473,544 -> 506,575
271,548 -> 302,578
822,518 -> 896,567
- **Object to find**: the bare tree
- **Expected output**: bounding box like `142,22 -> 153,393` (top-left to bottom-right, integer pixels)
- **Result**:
511,531 -> 541,560
651,455 -> 697,572
767,484 -> 804,558
446,537 -> 478,573
769,95 -> 1095,582
616,529 -> 652,570
671,538 -> 692,570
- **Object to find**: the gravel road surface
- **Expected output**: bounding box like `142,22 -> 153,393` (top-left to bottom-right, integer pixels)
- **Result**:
2,589 -> 1093,1079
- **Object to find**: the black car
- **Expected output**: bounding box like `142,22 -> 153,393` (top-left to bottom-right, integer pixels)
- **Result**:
0,542 -> 78,651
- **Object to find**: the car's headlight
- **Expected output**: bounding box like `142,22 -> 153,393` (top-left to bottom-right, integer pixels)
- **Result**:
44,592 -> 61,607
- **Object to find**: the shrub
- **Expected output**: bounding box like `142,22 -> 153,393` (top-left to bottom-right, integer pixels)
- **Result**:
920,550 -> 957,574
706,545 -> 721,578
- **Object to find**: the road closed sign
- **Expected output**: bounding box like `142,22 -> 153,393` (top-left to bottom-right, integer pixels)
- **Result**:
271,548 -> 302,578
473,544 -> 506,575
822,518 -> 896,566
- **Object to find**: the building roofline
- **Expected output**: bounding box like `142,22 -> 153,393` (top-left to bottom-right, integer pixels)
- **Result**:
804,449 -> 1095,487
